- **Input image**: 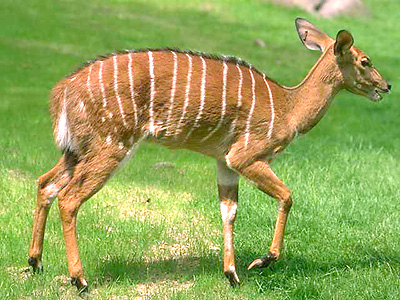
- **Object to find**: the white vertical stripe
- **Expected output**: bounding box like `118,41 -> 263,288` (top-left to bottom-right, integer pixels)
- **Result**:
166,51 -> 178,136
184,56 -> 207,142
176,53 -> 193,137
99,60 -> 107,108
201,60 -> 228,142
113,55 -> 127,127
86,64 -> 95,103
148,51 -> 156,134
245,68 -> 256,148
99,60 -> 113,118
128,53 -> 138,128
229,63 -> 243,137
263,74 -> 275,140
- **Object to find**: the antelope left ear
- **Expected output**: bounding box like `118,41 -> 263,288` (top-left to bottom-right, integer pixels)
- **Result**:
334,30 -> 354,56
295,18 -> 332,52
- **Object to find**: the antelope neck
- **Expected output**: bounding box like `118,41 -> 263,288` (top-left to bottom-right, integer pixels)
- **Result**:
284,49 -> 343,135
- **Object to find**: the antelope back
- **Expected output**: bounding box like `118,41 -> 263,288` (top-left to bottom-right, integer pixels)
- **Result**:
52,50 -> 279,158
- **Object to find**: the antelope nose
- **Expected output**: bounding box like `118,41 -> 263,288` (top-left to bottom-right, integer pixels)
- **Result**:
388,83 -> 392,91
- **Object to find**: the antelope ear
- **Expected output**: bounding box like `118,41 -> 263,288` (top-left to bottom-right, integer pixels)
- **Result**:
334,30 -> 354,56
295,18 -> 333,52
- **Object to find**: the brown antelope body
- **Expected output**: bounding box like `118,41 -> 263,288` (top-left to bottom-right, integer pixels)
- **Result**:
28,18 -> 390,291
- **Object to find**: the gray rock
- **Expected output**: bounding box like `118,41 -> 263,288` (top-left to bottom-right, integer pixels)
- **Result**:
268,0 -> 367,18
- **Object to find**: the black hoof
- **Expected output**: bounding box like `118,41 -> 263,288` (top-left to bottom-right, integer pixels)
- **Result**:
247,253 -> 276,270
28,257 -> 43,273
224,270 -> 240,287
71,278 -> 90,297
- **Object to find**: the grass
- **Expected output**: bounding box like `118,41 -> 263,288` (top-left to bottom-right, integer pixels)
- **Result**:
1,0 -> 400,298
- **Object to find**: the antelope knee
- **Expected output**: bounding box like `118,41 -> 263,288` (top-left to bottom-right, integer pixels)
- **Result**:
279,192 -> 292,211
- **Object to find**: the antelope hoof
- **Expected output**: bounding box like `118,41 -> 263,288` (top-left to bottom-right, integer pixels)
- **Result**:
247,253 -> 277,270
224,269 -> 240,287
28,257 -> 43,273
71,278 -> 89,296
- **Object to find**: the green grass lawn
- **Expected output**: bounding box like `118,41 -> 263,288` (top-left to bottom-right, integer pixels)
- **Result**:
1,0 -> 400,298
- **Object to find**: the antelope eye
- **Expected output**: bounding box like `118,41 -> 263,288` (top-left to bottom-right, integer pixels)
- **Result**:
361,58 -> 372,67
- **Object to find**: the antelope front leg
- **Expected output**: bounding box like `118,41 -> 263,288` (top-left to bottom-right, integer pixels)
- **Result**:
232,160 -> 292,269
217,161 -> 240,286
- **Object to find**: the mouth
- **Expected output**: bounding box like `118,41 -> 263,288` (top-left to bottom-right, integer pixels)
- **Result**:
369,88 -> 390,102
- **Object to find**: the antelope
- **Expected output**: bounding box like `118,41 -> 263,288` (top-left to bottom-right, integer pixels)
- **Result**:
28,18 -> 390,292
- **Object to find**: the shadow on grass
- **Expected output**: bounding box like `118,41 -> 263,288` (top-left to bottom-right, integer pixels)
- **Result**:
93,254 -> 220,287
237,247 -> 400,289
91,244 -> 400,291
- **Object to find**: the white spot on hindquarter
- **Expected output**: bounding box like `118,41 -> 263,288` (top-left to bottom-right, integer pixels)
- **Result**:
55,87 -> 73,151
175,54 -> 193,137
113,55 -> 127,127
56,110 -> 69,149
128,52 -> 138,128
148,51 -> 156,134
245,68 -> 256,148
184,56 -> 207,141
263,74 -> 275,140
166,51 -> 178,137
43,184 -> 62,204
201,60 -> 228,142
229,64 -> 243,137
106,135 -> 112,145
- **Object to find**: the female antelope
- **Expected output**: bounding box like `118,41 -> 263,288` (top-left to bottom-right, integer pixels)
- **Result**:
28,18 -> 390,292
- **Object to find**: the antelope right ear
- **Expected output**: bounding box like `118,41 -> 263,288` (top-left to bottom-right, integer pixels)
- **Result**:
295,18 -> 333,52
334,30 -> 354,56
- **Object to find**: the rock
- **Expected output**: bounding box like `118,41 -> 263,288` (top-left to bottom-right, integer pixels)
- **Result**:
268,0 -> 367,18
254,39 -> 267,48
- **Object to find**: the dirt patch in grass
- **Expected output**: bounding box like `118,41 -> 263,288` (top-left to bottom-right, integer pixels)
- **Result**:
5,266 -> 32,282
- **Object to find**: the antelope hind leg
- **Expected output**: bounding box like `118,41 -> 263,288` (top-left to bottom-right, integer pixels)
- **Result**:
57,143 -> 130,293
28,156 -> 71,272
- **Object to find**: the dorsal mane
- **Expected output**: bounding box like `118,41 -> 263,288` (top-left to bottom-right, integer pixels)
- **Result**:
67,48 -> 275,83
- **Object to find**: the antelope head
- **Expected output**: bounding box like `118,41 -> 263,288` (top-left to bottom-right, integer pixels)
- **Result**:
296,18 -> 391,102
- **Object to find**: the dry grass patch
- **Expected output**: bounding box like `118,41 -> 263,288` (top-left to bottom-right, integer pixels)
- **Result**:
5,266 -> 32,282
149,241 -> 191,262
97,185 -> 192,223
7,169 -> 32,182
144,226 -> 221,263
134,279 -> 194,299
